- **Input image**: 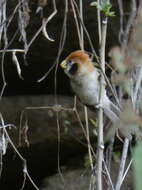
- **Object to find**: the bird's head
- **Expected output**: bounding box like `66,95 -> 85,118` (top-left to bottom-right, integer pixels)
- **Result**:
60,50 -> 95,78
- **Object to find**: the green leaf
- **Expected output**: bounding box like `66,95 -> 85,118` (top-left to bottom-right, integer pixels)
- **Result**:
90,2 -> 102,10
134,142 -> 142,190
90,1 -> 115,17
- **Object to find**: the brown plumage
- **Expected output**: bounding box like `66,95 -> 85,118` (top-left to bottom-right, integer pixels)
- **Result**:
65,50 -> 95,73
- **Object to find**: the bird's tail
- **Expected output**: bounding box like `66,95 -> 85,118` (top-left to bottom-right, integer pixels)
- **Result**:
103,101 -> 121,123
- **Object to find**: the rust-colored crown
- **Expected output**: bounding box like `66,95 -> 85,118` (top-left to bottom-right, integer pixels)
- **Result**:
66,50 -> 90,63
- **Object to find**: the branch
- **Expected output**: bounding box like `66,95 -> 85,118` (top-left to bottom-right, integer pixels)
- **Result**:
97,15 -> 108,190
115,138 -> 129,190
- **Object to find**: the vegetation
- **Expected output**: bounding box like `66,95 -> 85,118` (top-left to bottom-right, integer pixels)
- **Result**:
0,0 -> 142,189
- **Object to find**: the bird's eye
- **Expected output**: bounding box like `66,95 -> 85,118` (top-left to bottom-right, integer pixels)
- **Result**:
67,60 -> 73,65
68,62 -> 78,75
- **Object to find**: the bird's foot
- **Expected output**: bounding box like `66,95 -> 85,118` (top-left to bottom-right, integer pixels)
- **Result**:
95,103 -> 103,109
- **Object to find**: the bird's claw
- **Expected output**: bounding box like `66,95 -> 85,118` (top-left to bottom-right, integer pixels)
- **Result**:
96,103 -> 103,109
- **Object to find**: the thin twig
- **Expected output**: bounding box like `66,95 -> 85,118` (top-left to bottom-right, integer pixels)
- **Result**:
0,51 -> 7,99
70,0 -> 82,49
53,0 -> 68,104
121,158 -> 133,185
38,0 -> 67,83
133,66 -> 142,107
79,0 -> 84,50
72,0 -> 98,59
0,113 -> 39,189
105,135 -> 115,172
84,106 -> 96,190
84,106 -> 94,170
97,16 -> 108,190
117,0 -> 124,44
56,111 -> 65,186
97,0 -> 101,44
123,0 -> 137,49
0,49 -> 25,53
42,0 -> 57,42
103,160 -> 115,190
5,128 -> 39,189
26,0 -> 57,53
115,138 -> 129,190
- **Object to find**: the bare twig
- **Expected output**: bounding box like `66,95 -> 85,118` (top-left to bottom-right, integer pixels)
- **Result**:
97,15 -> 108,190
12,51 -> 24,79
3,0 -> 8,47
0,49 -> 25,53
18,0 -> 29,50
26,0 -> 57,53
0,113 -> 39,189
105,135 -> 115,172
84,106 -> 94,170
121,158 -> 133,184
70,0 -> 82,49
56,111 -> 65,186
97,0 -> 101,44
37,0 -> 67,83
117,0 -> 124,44
133,66 -> 142,108
103,160 -> 115,190
79,0 -> 84,50
0,51 -> 7,99
115,138 -> 129,190
123,0 -> 137,48
84,106 -> 96,190
72,0 -> 98,59
53,0 -> 68,105
42,0 -> 57,42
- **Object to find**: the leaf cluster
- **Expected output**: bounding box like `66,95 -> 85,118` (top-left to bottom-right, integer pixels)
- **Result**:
91,1 -> 115,17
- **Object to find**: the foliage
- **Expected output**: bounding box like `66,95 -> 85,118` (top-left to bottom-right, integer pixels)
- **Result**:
134,142 -> 142,190
90,0 -> 115,17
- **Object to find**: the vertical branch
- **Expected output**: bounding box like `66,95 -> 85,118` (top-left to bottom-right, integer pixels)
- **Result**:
0,0 -> 8,99
78,3 -> 95,187
54,0 -> 68,104
84,106 -> 96,190
56,111 -> 65,185
97,0 -> 102,44
72,0 -> 98,58
117,0 -> 124,44
79,4 -> 96,188
84,106 -> 94,170
79,1 -> 95,185
115,1 -> 136,189
115,138 -> 129,190
3,0 -> 8,47
70,0 -> 81,48
97,14 -> 108,190
123,0 -> 136,49
79,0 -> 84,50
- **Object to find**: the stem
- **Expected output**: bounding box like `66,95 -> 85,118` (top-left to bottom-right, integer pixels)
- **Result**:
79,0 -> 84,50
97,0 -> 102,44
115,138 -> 129,190
84,106 -> 94,170
97,17 -> 108,190
121,159 -> 133,183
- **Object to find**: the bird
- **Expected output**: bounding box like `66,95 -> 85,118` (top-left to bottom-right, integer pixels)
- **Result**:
60,50 -> 121,123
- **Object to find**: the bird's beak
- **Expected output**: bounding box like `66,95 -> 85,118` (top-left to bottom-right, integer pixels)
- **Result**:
60,60 -> 67,69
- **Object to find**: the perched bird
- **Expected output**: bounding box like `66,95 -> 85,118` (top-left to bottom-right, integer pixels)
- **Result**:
60,50 -> 120,123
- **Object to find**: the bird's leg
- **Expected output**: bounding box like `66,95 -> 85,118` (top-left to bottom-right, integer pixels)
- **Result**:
96,103 -> 103,109
116,129 -> 124,142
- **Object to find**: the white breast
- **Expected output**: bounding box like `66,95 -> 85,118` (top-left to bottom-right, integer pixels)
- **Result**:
71,70 -> 101,106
